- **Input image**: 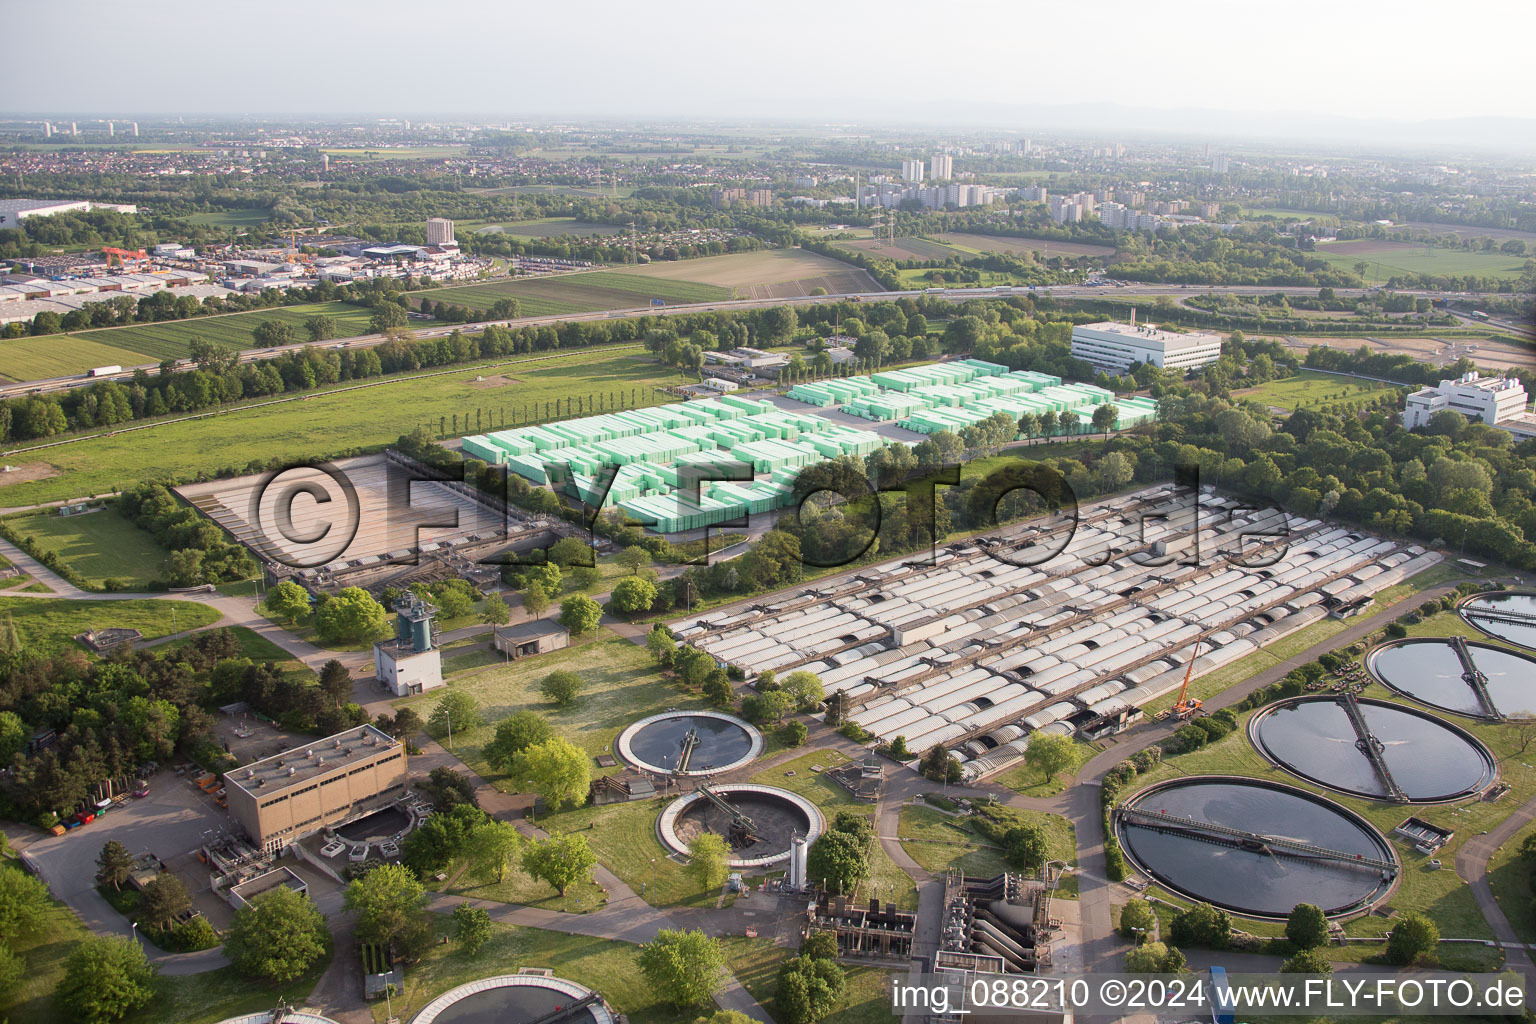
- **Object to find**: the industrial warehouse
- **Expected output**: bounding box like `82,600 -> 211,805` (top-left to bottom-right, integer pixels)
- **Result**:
671,485 -> 1442,779
460,359 -> 1160,534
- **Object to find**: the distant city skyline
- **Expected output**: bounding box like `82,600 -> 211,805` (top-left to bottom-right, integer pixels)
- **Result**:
3,0 -> 1531,136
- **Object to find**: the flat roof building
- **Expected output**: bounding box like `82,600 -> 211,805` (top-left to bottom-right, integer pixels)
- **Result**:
225,724 -> 407,854
1403,372 -> 1530,436
426,217 -> 456,246
1070,320 -> 1223,373
492,618 -> 571,659
374,593 -> 443,697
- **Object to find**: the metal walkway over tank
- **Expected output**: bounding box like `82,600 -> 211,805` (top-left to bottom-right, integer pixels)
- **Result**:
1463,605 -> 1536,627
1337,692 -> 1408,803
1451,635 -> 1503,720
1115,805 -> 1396,872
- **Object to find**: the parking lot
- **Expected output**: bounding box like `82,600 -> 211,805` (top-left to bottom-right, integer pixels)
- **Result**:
17,766 -> 350,946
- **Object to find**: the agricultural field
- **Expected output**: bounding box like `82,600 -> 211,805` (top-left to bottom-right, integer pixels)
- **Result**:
3,503 -> 173,589
1270,331 -> 1536,373
0,334 -> 154,383
837,236 -> 966,262
0,345 -> 686,506
472,217 -> 624,238
628,248 -> 882,299
182,208 -> 272,228
938,232 -> 1116,258
423,270 -> 730,317
70,300 -> 399,358
0,596 -> 220,651
1234,369 -> 1403,412
0,301 -> 425,383
1311,239 -> 1530,283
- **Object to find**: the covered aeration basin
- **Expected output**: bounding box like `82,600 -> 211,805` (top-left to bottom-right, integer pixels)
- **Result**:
1115,777 -> 1397,918
1367,637 -> 1536,720
1461,591 -> 1536,651
1250,695 -> 1495,802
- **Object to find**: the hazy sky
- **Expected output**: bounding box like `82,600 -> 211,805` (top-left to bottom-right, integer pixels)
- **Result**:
4,0 -> 1531,123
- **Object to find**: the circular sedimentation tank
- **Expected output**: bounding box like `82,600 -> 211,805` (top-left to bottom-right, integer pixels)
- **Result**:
1461,591 -> 1536,651
658,784 -> 824,869
1250,695 -> 1495,802
1367,637 -> 1536,720
615,710 -> 763,777
1115,777 -> 1397,918
410,974 -> 614,1024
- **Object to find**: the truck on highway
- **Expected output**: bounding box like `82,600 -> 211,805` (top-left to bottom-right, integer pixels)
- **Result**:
88,365 -> 122,377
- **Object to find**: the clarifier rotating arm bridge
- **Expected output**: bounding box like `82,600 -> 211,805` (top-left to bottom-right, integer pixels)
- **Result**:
1114,806 -> 1395,872
1450,635 -> 1502,720
1337,691 -> 1408,803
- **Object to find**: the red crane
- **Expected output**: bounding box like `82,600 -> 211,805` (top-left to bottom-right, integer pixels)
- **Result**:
101,247 -> 149,267
1168,639 -> 1205,721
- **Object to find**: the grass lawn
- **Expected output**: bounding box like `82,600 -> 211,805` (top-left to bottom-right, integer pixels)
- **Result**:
1311,241 -> 1531,284
1486,818 -> 1536,945
423,271 -> 730,318
445,856 -> 609,914
752,750 -> 918,910
164,625 -> 315,683
441,636 -> 505,675
472,217 -> 625,239
1235,369 -> 1404,412
396,631 -> 703,785
371,915 -> 677,1024
0,888 -> 325,1024
527,796 -> 705,908
0,345 -> 686,507
896,804 -> 1007,877
0,890 -> 93,1024
995,740 -> 1097,798
3,504 -> 172,588
0,595 -> 220,654
184,208 -> 273,228
721,934 -> 897,1024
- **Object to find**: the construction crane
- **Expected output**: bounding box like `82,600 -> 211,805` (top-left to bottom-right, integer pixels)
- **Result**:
100,247 -> 148,268
1164,639 -> 1204,721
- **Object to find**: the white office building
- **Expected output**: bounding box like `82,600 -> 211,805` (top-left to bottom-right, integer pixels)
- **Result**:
931,154 -> 953,180
1070,321 -> 1224,373
901,159 -> 925,183
1403,372 -> 1531,435
426,217 -> 456,246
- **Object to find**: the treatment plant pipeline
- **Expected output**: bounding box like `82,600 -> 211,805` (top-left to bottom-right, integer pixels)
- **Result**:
1114,777 -> 1397,918
1461,591 -> 1536,651
1367,636 -> 1536,720
1249,694 -> 1496,802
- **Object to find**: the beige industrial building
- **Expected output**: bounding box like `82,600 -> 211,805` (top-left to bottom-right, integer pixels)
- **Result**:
492,619 -> 571,659
225,724 -> 408,854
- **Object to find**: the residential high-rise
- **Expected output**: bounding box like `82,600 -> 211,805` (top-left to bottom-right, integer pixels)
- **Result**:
931,154 -> 953,180
901,159 -> 924,183
426,217 -> 456,246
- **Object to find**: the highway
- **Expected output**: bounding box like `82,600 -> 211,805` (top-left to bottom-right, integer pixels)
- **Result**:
3,279 -> 1524,398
